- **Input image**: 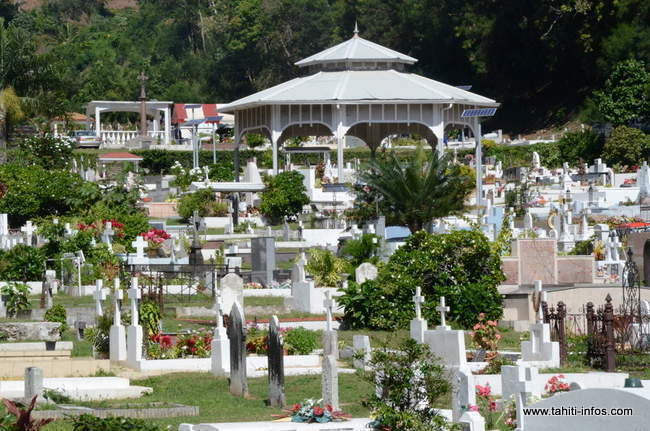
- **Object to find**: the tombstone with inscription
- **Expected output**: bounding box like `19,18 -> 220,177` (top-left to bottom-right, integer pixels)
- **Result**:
221,273 -> 244,318
321,355 -> 339,411
251,236 -> 276,287
355,262 -> 378,284
267,315 -> 286,408
227,301 -> 248,397
322,291 -> 338,358
410,286 -> 428,343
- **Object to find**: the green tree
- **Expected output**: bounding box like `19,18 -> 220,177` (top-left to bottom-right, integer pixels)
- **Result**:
259,170 -> 309,224
593,59 -> 650,126
358,147 -> 473,233
601,125 -> 650,166
556,130 -> 604,165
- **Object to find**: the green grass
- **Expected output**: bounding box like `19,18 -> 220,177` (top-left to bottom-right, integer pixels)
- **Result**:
244,296 -> 284,307
42,372 -> 373,430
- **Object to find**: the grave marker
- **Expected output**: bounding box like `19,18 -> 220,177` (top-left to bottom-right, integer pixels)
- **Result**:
436,296 -> 450,329
352,335 -> 370,370
127,278 -> 143,365
321,355 -> 339,410
227,301 -> 248,397
94,280 -> 106,317
109,278 -> 127,361
211,293 -> 230,376
131,236 -> 148,264
410,286 -> 428,343
221,273 -> 244,318
24,367 -> 43,401
322,290 -> 338,358
267,315 -> 285,408
101,221 -> 114,250
355,262 -> 378,284
20,221 -> 37,246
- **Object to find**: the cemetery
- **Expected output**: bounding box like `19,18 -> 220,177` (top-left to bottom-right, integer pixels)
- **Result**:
0,4 -> 650,431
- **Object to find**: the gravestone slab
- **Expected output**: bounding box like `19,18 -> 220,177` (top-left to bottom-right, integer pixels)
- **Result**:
352,335 -> 370,370
267,316 -> 285,408
355,262 -> 378,284
227,302 -> 248,397
24,367 -> 43,401
221,274 -> 244,318
321,355 -> 339,411
251,237 -> 276,287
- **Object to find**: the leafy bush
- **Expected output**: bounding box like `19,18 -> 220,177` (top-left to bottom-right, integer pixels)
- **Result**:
45,304 -> 68,334
601,126 -> 650,167
0,283 -> 30,318
306,249 -> 346,287
1,396 -> 54,431
260,171 -> 309,224
340,233 -> 380,271
207,162 -> 235,181
338,230 -> 504,330
0,244 -> 45,281
177,189 -> 229,221
556,130 -> 604,165
139,301 -> 161,336
69,414 -> 162,431
18,134 -> 75,170
477,354 -> 515,374
362,339 -> 455,431
285,327 -> 319,355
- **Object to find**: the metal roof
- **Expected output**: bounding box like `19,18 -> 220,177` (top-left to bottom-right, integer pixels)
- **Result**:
295,35 -> 417,67
219,70 -> 498,113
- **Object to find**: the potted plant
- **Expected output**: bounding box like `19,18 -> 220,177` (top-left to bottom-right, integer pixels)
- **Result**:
141,229 -> 171,257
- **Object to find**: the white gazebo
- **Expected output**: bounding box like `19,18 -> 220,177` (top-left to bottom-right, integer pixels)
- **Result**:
85,100 -> 173,147
219,27 -> 499,181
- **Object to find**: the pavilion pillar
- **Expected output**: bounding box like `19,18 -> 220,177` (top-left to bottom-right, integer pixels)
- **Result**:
271,106 -> 281,175
163,107 -> 171,145
94,107 -> 102,138
272,136 -> 279,175
335,105 -> 345,183
474,117 -> 483,208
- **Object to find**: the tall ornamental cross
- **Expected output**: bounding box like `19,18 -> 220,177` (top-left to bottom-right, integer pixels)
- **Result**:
213,294 -> 224,330
436,296 -> 450,328
131,235 -> 147,258
128,277 -> 141,325
324,291 -> 335,331
138,71 -> 148,99
102,221 -> 114,248
113,278 -> 123,326
413,286 -> 425,320
21,221 -> 37,245
94,279 -> 106,317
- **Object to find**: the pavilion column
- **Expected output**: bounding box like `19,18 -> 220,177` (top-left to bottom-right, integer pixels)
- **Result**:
94,107 -> 102,138
271,135 -> 280,175
271,106 -> 281,175
163,107 -> 171,145
335,105 -> 346,183
431,105 -> 445,156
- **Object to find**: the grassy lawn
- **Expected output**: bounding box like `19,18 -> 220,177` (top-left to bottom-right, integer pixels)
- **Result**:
244,296 -> 285,307
42,372 -> 373,431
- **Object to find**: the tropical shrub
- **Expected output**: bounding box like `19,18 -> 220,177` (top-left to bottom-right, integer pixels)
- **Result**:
340,233 -> 380,271
170,161 -> 203,191
138,301 -> 161,336
0,283 -> 30,318
260,171 -> 309,224
45,304 -> 68,334
338,230 -> 504,330
18,134 -> 75,170
362,339 -> 456,431
69,414 -> 162,431
556,130 -> 604,165
177,188 -> 229,221
284,326 -> 319,355
1,396 -> 54,431
0,245 -> 45,281
306,249 -> 346,287
601,126 -> 650,167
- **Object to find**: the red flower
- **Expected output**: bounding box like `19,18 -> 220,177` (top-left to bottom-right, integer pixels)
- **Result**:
161,336 -> 172,348
325,404 -> 333,412
313,406 -> 324,416
292,403 -> 301,412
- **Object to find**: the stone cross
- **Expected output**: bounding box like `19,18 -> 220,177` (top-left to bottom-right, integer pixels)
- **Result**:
227,301 -> 248,397
113,278 -> 123,326
413,286 -> 425,320
324,290 -> 335,331
102,221 -> 114,249
94,280 -> 106,317
137,71 -> 148,99
267,315 -> 286,408
436,296 -> 450,329
21,221 -> 37,245
212,293 -> 224,330
534,280 -> 543,323
322,355 -> 339,410
514,370 -> 537,431
131,235 -> 147,258
127,278 -> 141,324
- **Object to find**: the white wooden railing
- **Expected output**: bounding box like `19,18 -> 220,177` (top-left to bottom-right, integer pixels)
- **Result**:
100,131 -> 166,147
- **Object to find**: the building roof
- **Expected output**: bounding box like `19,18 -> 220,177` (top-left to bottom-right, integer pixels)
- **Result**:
295,35 -> 417,67
98,152 -> 143,161
51,112 -> 93,123
173,103 -> 234,126
219,69 -> 498,112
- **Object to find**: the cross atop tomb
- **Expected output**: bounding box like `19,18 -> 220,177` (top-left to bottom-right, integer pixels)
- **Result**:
131,235 -> 147,258
102,221 -> 114,248
514,369 -> 537,431
113,278 -> 123,325
21,221 -> 37,244
436,296 -> 450,329
94,279 -> 106,317
324,290 -> 335,331
413,286 -> 425,320
213,294 -> 224,329
533,280 -> 543,323
138,71 -> 148,100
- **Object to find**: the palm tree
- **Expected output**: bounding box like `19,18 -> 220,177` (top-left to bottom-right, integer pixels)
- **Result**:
358,146 -> 473,233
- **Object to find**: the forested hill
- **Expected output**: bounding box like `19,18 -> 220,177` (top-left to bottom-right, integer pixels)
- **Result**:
1,0 -> 648,133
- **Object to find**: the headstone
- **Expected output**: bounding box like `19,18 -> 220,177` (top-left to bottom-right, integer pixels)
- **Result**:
321,355 -> 339,410
227,301 -> 248,397
43,270 -> 55,310
127,278 -> 143,365
453,366 -> 476,422
267,315 -> 286,408
423,297 -> 467,367
352,335 -> 370,370
24,367 -> 43,401
410,286 -> 428,343
291,259 -> 306,284
131,236 -> 148,264
94,279 -> 106,317
532,151 -> 540,169
355,262 -> 378,284
513,365 -> 537,431
101,221 -> 114,250
109,278 -> 127,362
459,411 -> 485,431
20,220 -> 37,246
501,365 -> 541,402
251,237 -> 276,287
436,296 -> 450,329
211,293 -> 230,376
524,210 -> 533,232
322,290 -> 338,358
521,302 -> 560,366
221,273 -> 244,318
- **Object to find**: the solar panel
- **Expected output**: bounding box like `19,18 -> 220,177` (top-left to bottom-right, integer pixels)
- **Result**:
183,119 -> 205,126
461,108 -> 497,118
456,85 -> 472,91
185,104 -> 202,108
205,115 -> 223,122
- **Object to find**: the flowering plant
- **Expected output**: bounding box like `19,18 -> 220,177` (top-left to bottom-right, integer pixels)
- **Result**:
176,328 -> 213,358
244,282 -> 264,289
146,332 -> 177,359
77,219 -> 125,240
274,398 -> 350,423
141,229 -> 171,250
544,374 -> 569,395
170,161 -> 203,191
468,383 -> 501,429
471,313 -> 501,359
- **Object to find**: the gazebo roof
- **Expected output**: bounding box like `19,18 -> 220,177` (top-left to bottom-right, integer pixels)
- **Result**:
295,35 -> 417,67
219,69 -> 497,112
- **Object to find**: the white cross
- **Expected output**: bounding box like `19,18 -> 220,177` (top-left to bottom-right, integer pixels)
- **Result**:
131,235 -> 147,258
413,286 -> 425,320
102,221 -> 114,247
436,296 -> 450,328
21,221 -> 37,244
127,277 -> 141,325
514,375 -> 536,431
113,278 -> 123,325
324,290 -> 335,331
213,295 -> 224,329
534,280 -> 543,323
94,280 -> 106,316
